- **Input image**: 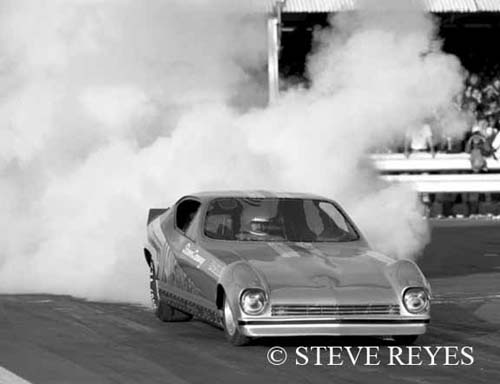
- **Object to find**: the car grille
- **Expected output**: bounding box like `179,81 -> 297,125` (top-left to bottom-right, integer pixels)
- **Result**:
271,304 -> 400,317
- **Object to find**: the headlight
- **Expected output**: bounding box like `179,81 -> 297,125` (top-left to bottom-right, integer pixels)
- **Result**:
240,289 -> 267,315
403,287 -> 429,314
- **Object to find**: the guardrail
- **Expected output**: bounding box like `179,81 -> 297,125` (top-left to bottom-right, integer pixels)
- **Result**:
372,153 -> 500,172
372,153 -> 500,192
381,173 -> 500,192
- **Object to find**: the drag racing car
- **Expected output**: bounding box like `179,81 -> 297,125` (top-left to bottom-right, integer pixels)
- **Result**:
144,191 -> 431,346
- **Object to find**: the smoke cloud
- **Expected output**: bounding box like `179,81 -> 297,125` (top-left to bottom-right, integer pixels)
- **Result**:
0,0 -> 464,303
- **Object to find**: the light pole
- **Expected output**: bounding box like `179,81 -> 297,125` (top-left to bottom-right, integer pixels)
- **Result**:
268,0 -> 286,104
275,0 -> 286,46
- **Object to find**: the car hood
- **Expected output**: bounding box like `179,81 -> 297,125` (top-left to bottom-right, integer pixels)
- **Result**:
207,241 -> 399,305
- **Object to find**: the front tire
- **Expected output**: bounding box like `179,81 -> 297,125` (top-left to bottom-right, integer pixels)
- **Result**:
393,335 -> 419,345
149,264 -> 192,322
223,295 -> 250,346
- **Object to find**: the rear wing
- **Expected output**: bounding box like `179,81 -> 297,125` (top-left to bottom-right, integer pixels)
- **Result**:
147,208 -> 169,224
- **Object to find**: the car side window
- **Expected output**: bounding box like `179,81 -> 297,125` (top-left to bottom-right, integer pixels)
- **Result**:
318,202 -> 350,232
176,199 -> 201,236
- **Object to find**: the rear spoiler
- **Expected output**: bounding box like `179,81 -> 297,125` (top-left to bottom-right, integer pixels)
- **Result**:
147,208 -> 169,224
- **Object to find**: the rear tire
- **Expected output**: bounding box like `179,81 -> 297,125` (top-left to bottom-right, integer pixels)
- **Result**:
393,335 -> 419,345
149,264 -> 192,322
222,295 -> 250,346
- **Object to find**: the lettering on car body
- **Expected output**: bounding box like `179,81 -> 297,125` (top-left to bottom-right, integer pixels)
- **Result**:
206,261 -> 225,278
182,243 -> 206,268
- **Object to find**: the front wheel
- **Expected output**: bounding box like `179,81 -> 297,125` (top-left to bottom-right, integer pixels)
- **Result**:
393,335 -> 419,345
223,295 -> 250,346
149,264 -> 192,322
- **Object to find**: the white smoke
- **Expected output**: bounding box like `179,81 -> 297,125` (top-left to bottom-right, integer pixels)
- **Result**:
0,0 -> 463,303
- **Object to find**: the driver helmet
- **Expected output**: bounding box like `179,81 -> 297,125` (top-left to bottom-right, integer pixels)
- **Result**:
249,217 -> 271,237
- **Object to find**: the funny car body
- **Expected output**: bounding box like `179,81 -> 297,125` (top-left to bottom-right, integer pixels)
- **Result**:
143,191 -> 430,346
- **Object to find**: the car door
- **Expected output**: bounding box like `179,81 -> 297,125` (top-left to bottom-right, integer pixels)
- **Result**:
165,198 -> 218,316
180,209 -> 219,303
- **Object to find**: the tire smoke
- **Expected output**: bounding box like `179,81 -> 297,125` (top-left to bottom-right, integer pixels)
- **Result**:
0,0 -> 464,303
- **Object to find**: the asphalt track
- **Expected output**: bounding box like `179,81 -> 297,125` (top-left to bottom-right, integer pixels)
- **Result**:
1,219 -> 500,383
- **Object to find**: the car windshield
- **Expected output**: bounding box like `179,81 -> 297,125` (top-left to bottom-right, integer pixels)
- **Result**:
204,197 -> 359,242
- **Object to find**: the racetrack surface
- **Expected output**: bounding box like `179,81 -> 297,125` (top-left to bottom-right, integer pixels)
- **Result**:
1,220 -> 499,384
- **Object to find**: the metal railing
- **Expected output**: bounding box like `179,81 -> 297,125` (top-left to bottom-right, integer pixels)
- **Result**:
372,153 -> 500,172
372,153 -> 500,192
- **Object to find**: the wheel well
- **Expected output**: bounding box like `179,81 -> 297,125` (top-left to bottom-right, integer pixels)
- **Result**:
216,284 -> 225,310
144,249 -> 152,267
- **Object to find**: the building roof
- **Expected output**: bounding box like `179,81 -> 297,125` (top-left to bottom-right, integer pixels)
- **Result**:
267,0 -> 500,13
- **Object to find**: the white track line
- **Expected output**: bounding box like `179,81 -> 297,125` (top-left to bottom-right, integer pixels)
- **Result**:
0,366 -> 32,384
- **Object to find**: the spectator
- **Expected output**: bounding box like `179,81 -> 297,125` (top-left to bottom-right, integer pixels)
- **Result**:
464,73 -> 481,99
471,88 -> 483,105
463,100 -> 479,126
483,78 -> 500,103
404,123 -> 435,157
484,100 -> 500,120
491,129 -> 500,160
484,117 -> 498,145
486,115 -> 498,130
465,123 -> 491,172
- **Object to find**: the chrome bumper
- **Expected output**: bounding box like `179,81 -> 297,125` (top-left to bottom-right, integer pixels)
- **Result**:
239,319 -> 429,337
